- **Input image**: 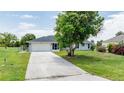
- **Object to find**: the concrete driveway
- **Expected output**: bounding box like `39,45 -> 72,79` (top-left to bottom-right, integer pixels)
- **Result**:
25,52 -> 108,81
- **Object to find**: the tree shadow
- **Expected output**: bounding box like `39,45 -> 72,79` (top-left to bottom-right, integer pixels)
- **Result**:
65,54 -> 102,63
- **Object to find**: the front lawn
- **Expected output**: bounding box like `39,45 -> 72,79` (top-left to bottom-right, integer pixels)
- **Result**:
0,47 -> 30,80
55,51 -> 124,80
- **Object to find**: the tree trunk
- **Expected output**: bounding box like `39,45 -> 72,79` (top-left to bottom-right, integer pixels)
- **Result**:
5,46 -> 7,49
67,48 -> 75,57
67,43 -> 76,57
72,49 -> 75,56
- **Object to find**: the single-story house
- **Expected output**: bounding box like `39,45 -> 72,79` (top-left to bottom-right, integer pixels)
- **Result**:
103,35 -> 124,46
28,35 -> 92,52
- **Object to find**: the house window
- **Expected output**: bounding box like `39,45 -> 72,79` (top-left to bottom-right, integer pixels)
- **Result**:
81,43 -> 85,46
76,44 -> 79,48
88,44 -> 90,49
52,43 -> 59,50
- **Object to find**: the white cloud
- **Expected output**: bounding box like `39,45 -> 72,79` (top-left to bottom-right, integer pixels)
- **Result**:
24,29 -> 54,37
15,29 -> 54,39
18,22 -> 36,30
10,14 -> 35,19
20,14 -> 34,19
89,12 -> 124,42
0,21 -> 54,39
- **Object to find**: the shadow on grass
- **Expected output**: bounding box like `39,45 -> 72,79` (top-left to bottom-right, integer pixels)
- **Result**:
63,54 -> 102,64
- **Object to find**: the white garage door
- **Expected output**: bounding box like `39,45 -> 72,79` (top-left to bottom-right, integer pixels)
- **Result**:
30,43 -> 51,52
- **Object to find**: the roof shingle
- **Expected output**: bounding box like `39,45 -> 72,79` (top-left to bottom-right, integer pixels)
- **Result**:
103,35 -> 124,43
29,35 -> 91,43
30,35 -> 56,42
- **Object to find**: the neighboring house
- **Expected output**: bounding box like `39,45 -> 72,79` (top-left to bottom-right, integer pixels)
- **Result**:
28,35 -> 91,52
103,35 -> 124,46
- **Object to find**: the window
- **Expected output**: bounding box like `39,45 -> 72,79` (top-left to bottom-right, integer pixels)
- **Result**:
52,43 -> 54,49
76,44 -> 79,48
52,43 -> 59,50
81,43 -> 85,46
88,44 -> 90,49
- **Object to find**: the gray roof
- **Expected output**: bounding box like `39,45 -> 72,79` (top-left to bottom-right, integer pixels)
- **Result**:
103,35 -> 124,43
29,35 -> 56,42
29,35 -> 91,43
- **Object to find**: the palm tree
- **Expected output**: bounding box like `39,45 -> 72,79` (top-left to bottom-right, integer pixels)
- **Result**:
1,32 -> 17,48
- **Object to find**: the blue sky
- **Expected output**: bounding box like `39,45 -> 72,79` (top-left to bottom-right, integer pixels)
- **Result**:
0,11 -> 123,41
0,11 -> 59,38
99,11 -> 121,19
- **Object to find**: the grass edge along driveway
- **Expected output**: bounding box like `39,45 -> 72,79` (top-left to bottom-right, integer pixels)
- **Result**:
55,50 -> 124,81
0,47 -> 30,81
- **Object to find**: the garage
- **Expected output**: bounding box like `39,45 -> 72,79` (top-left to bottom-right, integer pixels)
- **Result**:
28,35 -> 59,52
29,43 -> 51,52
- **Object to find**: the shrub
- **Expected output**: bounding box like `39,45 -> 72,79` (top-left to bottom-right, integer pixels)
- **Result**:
107,43 -> 124,55
97,46 -> 106,52
107,44 -> 118,53
114,46 -> 124,55
111,44 -> 119,53
90,44 -> 95,51
107,44 -> 113,52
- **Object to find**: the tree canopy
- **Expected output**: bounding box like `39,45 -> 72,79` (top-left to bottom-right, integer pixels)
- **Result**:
0,32 -> 17,48
21,33 -> 36,45
0,33 -> 3,44
55,11 -> 104,56
0,33 -> 36,48
97,40 -> 103,47
116,31 -> 124,36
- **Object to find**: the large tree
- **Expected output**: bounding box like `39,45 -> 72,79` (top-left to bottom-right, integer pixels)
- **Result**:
55,11 -> 104,56
97,40 -> 103,47
116,31 -> 124,36
0,32 -> 17,48
21,33 -> 36,45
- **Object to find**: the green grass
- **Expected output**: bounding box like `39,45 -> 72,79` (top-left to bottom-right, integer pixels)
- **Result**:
55,51 -> 124,80
0,47 -> 30,81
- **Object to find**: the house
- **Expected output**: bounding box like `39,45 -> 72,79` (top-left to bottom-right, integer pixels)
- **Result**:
28,35 -> 91,52
103,35 -> 124,46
